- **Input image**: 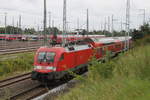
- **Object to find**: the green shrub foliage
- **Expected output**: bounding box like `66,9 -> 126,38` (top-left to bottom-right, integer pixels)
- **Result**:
0,53 -> 34,77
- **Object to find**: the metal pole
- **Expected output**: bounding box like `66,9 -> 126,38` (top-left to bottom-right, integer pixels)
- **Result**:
4,12 -> 7,48
121,21 -> 123,31
77,18 -> 79,36
126,0 -> 130,49
48,12 -> 51,35
77,18 -> 79,31
63,0 -> 67,45
4,12 -> 7,34
12,17 -> 14,34
87,9 -> 89,36
17,21 -> 19,34
104,18 -> 107,36
111,15 -> 114,37
140,9 -> 146,25
19,15 -> 22,34
48,12 -> 51,28
108,16 -> 110,32
43,0 -> 47,46
101,22 -> 103,31
52,20 -> 54,28
104,17 -> 107,31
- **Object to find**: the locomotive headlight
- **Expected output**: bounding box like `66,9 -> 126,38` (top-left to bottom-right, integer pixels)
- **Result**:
34,66 -> 42,70
46,66 -> 56,71
34,66 -> 56,71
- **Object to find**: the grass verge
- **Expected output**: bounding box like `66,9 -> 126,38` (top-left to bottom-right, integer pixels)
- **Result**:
0,52 -> 34,80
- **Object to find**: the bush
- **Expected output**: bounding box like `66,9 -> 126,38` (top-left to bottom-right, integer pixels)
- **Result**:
0,53 -> 34,78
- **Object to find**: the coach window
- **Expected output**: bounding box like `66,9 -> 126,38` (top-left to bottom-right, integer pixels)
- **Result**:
116,44 -> 121,48
97,48 -> 102,55
102,47 -> 106,55
100,48 -> 103,55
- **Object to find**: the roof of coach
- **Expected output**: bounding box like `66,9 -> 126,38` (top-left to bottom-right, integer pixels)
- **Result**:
113,36 -> 132,42
97,38 -> 116,44
65,44 -> 92,52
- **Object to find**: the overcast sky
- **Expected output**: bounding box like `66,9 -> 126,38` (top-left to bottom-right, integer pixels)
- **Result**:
0,0 -> 150,31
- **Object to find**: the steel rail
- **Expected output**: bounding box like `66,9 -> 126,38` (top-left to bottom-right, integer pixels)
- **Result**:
0,72 -> 31,88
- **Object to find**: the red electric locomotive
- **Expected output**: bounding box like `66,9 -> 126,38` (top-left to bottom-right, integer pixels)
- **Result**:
32,44 -> 93,81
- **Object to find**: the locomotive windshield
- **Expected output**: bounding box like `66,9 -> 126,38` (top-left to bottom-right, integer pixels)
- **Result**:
38,52 -> 55,63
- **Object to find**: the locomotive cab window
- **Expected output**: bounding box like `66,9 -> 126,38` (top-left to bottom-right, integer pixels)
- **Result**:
38,52 -> 46,63
46,52 -> 55,63
38,52 -> 55,63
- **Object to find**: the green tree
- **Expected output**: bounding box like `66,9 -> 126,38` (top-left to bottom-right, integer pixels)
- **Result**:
24,28 -> 36,34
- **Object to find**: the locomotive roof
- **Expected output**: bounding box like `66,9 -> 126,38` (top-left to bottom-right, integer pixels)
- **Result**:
37,44 -> 92,53
37,46 -> 66,53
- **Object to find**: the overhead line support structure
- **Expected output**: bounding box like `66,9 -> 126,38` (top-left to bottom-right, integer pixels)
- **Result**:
43,0 -> 47,46
126,0 -> 130,49
63,0 -> 67,45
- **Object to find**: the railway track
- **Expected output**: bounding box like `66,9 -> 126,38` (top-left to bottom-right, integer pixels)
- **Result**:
0,72 -> 44,100
0,73 -> 31,88
0,45 -> 42,50
10,85 -> 48,100
0,47 -> 39,55
33,72 -> 88,100
0,72 -> 52,100
0,41 -> 44,50
0,69 -> 88,100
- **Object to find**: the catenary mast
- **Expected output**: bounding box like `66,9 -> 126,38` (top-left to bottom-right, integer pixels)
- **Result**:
63,0 -> 67,45
43,0 -> 47,46
126,0 -> 130,49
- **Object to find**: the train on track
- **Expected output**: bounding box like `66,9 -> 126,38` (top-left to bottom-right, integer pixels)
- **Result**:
0,34 -> 105,42
31,36 -> 132,82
